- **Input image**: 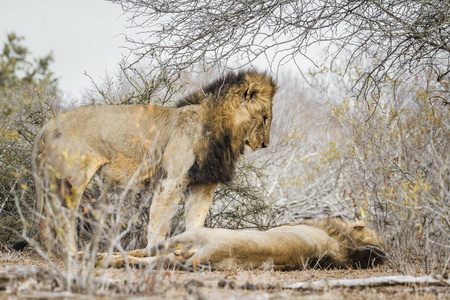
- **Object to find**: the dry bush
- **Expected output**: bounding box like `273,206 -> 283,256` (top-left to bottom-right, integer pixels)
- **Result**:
249,70 -> 350,225
308,67 -> 450,273
341,84 -> 448,272
0,87 -> 60,245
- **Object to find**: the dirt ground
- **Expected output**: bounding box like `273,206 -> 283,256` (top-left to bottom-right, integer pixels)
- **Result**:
0,248 -> 448,300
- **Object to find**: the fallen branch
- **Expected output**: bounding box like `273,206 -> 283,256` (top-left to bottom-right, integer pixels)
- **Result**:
284,274 -> 450,290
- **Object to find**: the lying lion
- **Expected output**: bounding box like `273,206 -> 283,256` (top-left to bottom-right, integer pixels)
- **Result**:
97,217 -> 385,270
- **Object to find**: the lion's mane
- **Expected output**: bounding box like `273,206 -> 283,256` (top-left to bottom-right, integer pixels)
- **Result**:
177,70 -> 277,184
301,218 -> 386,268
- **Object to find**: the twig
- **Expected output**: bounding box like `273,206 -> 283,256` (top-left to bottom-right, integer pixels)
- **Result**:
284,274 -> 450,290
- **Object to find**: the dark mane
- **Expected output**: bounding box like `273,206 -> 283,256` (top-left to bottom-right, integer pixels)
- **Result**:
176,70 -> 275,185
187,125 -> 241,185
176,69 -> 262,107
185,72 -> 246,184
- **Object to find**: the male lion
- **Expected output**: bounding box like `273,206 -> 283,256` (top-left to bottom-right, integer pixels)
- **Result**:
100,217 -> 386,270
14,70 -> 277,255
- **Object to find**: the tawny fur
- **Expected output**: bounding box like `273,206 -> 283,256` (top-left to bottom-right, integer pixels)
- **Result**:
100,217 -> 386,270
15,70 -> 277,255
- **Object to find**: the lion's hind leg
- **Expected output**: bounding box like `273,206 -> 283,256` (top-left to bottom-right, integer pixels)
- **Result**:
107,238 -> 182,259
98,253 -> 162,268
95,232 -> 202,269
94,246 -> 195,269
43,157 -> 107,256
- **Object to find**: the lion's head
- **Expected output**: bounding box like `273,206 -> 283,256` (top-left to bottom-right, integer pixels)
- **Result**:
236,72 -> 276,152
304,217 -> 386,268
348,220 -> 385,249
177,70 -> 277,184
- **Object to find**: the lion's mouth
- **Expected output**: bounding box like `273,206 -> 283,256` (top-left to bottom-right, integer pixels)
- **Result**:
243,140 -> 256,154
245,140 -> 254,149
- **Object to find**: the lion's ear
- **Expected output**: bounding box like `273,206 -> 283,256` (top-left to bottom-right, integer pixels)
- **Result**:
243,84 -> 257,101
352,220 -> 366,231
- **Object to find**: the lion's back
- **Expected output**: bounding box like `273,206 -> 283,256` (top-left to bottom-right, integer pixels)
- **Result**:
39,105 -> 178,155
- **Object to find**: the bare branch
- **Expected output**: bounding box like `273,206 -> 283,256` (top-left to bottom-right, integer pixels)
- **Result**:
108,0 -> 450,103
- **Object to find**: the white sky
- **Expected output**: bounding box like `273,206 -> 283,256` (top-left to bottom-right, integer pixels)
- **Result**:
0,0 -> 131,101
0,0 -> 323,104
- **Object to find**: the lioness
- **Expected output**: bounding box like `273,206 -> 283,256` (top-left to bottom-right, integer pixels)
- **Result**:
15,70 -> 277,255
99,217 -> 386,270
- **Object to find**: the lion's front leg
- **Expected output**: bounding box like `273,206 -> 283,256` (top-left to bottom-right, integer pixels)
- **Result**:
184,184 -> 216,229
146,177 -> 190,250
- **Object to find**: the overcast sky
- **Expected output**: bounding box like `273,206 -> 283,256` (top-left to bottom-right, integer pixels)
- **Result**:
0,0 -> 131,101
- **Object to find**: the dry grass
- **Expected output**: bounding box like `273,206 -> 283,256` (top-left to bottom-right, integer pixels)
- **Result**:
2,248 -> 448,300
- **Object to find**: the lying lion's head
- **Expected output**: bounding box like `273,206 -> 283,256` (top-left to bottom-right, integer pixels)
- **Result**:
344,220 -> 386,268
305,217 -> 386,268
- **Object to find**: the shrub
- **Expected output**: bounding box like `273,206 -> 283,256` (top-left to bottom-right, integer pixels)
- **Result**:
328,71 -> 449,273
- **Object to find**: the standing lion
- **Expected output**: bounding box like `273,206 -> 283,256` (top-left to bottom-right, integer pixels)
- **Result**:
14,70 -> 277,256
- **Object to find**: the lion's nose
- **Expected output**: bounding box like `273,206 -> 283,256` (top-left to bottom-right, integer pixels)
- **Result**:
262,142 -> 267,148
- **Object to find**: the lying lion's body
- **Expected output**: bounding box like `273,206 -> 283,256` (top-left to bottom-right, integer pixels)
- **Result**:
21,70 -> 277,254
104,218 -> 385,270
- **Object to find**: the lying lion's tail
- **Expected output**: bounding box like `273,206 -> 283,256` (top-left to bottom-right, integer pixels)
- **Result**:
13,128 -> 46,251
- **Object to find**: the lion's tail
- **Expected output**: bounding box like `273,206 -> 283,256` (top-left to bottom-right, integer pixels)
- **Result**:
13,128 -> 46,251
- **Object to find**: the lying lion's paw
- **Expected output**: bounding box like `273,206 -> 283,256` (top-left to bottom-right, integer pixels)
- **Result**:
126,248 -> 149,258
101,254 -> 127,268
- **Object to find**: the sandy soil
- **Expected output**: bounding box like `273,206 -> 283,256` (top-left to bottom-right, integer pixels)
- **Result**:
0,248 -> 448,299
